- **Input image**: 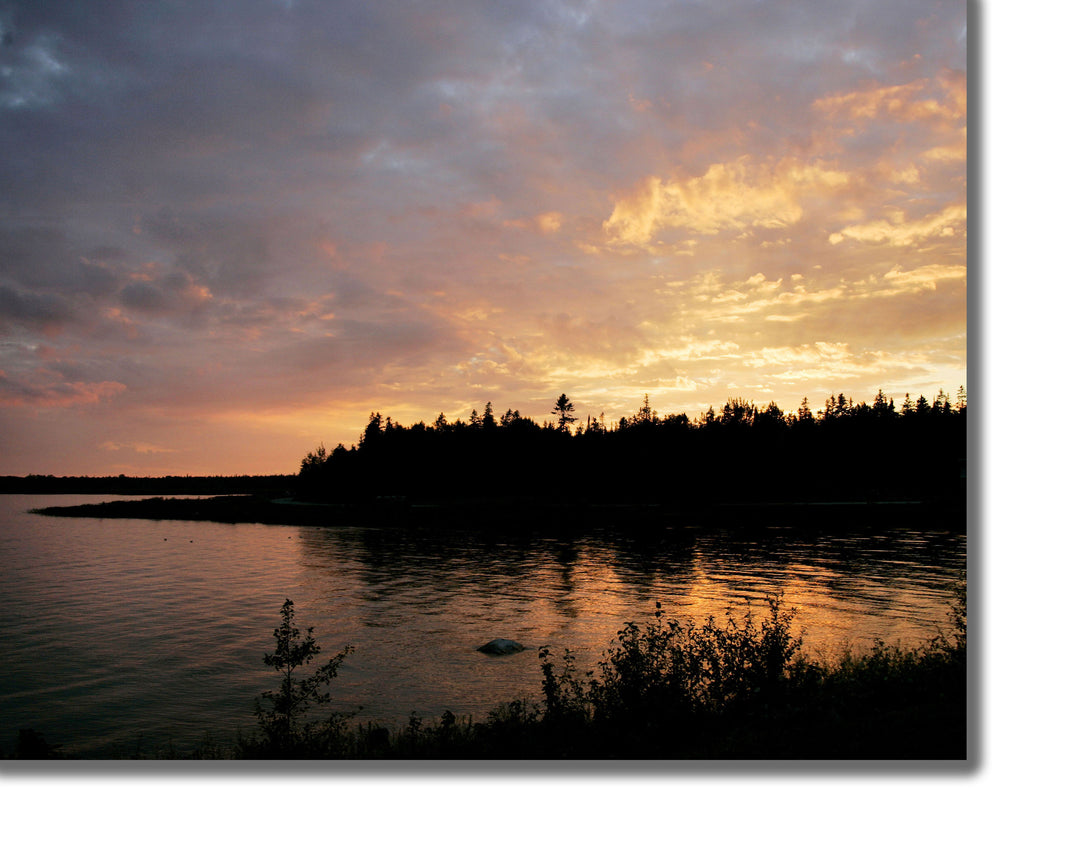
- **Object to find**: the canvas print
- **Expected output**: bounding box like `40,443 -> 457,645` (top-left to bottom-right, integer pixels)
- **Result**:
0,0 -> 966,760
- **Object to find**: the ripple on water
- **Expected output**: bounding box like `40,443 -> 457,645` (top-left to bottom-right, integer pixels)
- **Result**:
1,494 -> 965,756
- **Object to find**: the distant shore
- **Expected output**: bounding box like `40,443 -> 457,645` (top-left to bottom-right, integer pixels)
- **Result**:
1,474 -> 294,496
29,492 -> 966,530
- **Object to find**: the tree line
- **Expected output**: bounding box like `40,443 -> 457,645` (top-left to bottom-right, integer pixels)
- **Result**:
297,388 -> 966,507
0,474 -> 294,495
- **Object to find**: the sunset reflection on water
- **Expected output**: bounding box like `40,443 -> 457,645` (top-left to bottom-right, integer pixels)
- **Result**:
2,494 -> 964,756
291,522 -> 965,727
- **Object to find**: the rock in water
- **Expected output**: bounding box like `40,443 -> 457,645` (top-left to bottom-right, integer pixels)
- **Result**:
477,638 -> 525,655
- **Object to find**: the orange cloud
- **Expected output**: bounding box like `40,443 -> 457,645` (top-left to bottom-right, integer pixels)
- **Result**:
503,211 -> 564,234
812,75 -> 965,124
536,211 -> 563,233
99,440 -> 178,454
603,158 -> 850,249
0,371 -> 126,408
828,204 -> 966,246
921,125 -> 967,162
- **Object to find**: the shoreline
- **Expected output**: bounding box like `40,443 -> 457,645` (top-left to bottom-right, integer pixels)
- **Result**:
29,493 -> 967,531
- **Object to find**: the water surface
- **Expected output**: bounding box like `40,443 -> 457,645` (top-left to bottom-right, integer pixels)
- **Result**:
0,493 -> 965,757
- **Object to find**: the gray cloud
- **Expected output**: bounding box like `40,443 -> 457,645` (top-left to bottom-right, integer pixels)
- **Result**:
0,0 -> 967,473
0,283 -> 75,329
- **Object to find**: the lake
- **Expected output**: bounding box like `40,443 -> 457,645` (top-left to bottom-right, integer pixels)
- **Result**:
0,493 -> 966,758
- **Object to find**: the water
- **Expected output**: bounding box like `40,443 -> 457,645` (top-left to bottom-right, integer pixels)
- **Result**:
0,493 -> 966,758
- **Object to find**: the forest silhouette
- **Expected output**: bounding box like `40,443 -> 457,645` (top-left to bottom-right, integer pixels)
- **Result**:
296,389 -> 966,512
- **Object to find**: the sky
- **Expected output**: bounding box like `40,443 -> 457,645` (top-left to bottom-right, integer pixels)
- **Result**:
0,0 -> 967,476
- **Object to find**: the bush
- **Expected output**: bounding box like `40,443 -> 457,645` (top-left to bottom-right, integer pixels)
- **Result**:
231,590 -> 964,759
243,598 -> 356,758
527,591 -> 965,758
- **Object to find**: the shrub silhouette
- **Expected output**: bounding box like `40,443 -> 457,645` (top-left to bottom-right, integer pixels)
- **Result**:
230,590 -> 964,759
248,598 -> 355,757
534,596 -> 814,755
528,591 -> 965,758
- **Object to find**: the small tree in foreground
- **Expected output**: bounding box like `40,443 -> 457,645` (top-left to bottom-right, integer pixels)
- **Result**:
252,598 -> 355,756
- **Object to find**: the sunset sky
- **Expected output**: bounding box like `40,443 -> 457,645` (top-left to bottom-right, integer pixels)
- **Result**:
0,0 -> 967,476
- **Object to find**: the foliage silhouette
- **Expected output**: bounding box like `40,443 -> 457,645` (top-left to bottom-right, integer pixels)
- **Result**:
277,586 -> 966,759
13,728 -> 62,759
1,473 -> 292,495
247,598 -> 355,757
552,393 -> 577,432
296,389 -> 967,512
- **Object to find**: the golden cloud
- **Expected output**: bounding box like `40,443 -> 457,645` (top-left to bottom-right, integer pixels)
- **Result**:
829,204 -> 966,246
881,263 -> 967,292
602,158 -> 850,248
745,341 -> 855,368
921,126 -> 967,163
660,270 -> 848,326
739,342 -> 935,386
812,75 -> 965,124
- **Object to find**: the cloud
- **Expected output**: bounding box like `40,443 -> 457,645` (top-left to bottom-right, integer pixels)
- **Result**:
0,370 -> 125,408
733,342 -> 947,391
99,440 -> 178,455
503,211 -> 564,234
602,158 -> 850,249
812,76 -> 965,125
828,205 -> 966,246
0,0 -> 968,473
881,263 -> 966,292
0,27 -> 71,109
921,138 -> 967,162
0,284 -> 75,331
536,211 -> 564,233
117,272 -> 214,318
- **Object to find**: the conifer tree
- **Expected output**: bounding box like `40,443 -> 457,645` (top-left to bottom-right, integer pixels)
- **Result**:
552,393 -> 577,432
254,599 -> 355,755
